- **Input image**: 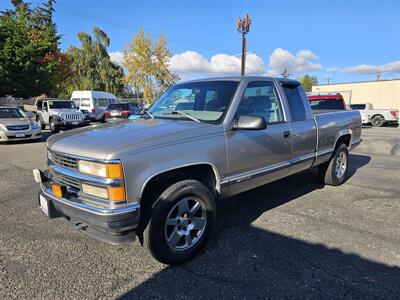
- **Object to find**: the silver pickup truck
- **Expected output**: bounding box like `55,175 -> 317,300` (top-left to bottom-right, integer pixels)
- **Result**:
33,76 -> 362,265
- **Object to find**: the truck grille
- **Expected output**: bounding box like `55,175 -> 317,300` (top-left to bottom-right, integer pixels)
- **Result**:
62,114 -> 81,121
6,125 -> 30,131
50,151 -> 79,170
57,175 -> 81,190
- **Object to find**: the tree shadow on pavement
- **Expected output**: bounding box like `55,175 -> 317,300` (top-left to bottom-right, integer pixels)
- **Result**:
117,154 -> 399,299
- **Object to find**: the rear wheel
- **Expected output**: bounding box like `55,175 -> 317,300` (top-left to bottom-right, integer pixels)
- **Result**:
49,119 -> 60,134
371,115 -> 384,127
144,180 -> 216,265
319,143 -> 349,186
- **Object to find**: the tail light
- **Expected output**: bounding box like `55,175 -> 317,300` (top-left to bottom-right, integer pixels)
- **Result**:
121,111 -> 131,117
390,110 -> 398,118
91,108 -> 96,114
104,111 -> 110,118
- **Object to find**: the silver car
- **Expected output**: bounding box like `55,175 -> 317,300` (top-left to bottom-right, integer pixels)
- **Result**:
0,106 -> 41,142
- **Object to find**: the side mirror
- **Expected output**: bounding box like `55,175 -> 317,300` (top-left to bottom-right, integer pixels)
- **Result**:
43,106 -> 48,111
76,106 -> 80,110
233,115 -> 267,130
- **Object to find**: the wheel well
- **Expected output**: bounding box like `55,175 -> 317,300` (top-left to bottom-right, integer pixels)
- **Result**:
336,134 -> 351,149
135,164 -> 218,239
371,114 -> 385,120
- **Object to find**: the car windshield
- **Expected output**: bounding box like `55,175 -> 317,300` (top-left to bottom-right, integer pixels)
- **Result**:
0,108 -> 26,119
49,101 -> 76,109
108,103 -> 129,110
350,104 -> 366,110
309,99 -> 344,109
148,81 -> 239,123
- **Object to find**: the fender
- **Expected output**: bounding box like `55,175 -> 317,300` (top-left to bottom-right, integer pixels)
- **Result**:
138,162 -> 222,199
334,128 -> 353,149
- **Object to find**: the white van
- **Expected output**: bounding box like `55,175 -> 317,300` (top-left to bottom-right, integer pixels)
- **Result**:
71,91 -> 119,122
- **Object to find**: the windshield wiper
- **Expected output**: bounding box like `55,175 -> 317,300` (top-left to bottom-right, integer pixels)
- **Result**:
165,110 -> 201,123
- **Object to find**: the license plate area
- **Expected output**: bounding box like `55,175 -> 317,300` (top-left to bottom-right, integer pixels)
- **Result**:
39,194 -> 49,216
16,133 -> 25,138
38,194 -> 63,219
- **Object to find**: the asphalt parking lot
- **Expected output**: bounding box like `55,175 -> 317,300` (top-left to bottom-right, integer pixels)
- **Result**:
0,126 -> 399,299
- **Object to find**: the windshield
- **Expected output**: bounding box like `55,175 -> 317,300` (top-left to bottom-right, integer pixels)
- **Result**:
350,104 -> 366,110
0,108 -> 26,119
49,101 -> 76,109
148,81 -> 239,123
108,103 -> 129,110
309,99 -> 345,110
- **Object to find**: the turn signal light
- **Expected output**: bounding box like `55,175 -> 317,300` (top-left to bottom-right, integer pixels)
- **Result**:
106,163 -> 123,178
107,186 -> 126,202
51,184 -> 63,198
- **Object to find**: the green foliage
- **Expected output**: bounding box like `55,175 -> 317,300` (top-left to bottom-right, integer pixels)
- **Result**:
124,29 -> 178,101
297,74 -> 318,92
0,0 -> 62,98
61,27 -> 124,97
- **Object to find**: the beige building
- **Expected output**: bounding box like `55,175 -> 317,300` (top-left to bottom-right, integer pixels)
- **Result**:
312,78 -> 400,111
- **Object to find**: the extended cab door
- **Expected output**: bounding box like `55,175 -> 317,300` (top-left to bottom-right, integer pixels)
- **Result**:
225,80 -> 292,196
280,82 -> 317,174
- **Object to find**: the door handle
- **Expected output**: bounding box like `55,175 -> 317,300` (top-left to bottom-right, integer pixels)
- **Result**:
283,131 -> 291,138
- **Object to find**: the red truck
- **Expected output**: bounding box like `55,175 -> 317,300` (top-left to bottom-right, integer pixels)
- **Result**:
308,94 -> 346,112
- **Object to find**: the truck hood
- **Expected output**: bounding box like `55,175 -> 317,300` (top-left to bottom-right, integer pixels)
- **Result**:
47,118 -> 221,160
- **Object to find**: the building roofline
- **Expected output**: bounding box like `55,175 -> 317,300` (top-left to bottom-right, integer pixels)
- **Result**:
315,77 -> 400,87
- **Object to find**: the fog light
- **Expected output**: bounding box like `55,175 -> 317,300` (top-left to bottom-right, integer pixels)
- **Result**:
51,184 -> 63,198
81,184 -> 108,199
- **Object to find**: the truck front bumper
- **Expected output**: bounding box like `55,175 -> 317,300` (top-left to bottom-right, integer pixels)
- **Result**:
34,169 -> 140,245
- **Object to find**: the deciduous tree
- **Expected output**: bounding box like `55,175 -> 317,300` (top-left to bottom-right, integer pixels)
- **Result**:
297,74 -> 318,92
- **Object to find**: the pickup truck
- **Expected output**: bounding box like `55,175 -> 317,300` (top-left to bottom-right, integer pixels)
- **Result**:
33,77 -> 362,265
349,103 -> 399,127
35,99 -> 86,133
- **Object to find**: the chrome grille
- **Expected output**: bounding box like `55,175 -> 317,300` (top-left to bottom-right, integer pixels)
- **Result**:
62,114 -> 81,121
57,175 -> 81,190
6,125 -> 30,131
50,151 -> 78,170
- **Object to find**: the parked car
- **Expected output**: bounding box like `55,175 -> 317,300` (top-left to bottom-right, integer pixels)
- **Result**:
0,106 -> 41,142
308,93 -> 346,113
349,103 -> 399,127
71,91 -> 119,122
33,76 -> 362,265
104,102 -> 142,122
34,99 -> 85,133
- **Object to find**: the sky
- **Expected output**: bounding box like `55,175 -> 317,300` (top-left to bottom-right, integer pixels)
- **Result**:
2,0 -> 400,84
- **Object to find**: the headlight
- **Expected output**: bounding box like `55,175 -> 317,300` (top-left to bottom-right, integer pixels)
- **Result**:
78,160 -> 123,178
0,124 -> 7,132
31,122 -> 40,130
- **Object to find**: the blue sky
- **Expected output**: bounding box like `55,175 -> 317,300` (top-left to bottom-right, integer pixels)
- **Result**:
2,0 -> 400,83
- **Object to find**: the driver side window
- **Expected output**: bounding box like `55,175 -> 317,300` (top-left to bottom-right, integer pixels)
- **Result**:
238,81 -> 283,124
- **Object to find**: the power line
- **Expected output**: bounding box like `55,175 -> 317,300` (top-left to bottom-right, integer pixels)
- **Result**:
57,3 -> 235,53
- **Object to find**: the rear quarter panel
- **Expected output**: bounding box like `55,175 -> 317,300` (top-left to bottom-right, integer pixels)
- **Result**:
314,110 -> 362,165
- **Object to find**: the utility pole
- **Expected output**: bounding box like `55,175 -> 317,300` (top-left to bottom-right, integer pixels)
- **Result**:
325,77 -> 333,84
236,14 -> 251,76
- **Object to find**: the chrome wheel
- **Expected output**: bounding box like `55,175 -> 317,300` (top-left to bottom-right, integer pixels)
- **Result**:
164,197 -> 207,251
335,151 -> 347,179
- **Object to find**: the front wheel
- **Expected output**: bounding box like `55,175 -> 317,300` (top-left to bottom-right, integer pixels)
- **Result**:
37,117 -> 46,130
319,143 -> 349,186
49,119 -> 60,134
144,180 -> 216,265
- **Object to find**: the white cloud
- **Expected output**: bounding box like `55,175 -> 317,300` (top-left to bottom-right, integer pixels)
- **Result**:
110,48 -> 322,78
329,61 -> 400,74
168,51 -> 265,75
265,48 -> 322,76
109,51 -> 124,67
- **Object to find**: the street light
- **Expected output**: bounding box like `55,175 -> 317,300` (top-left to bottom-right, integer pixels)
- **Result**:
236,14 -> 251,76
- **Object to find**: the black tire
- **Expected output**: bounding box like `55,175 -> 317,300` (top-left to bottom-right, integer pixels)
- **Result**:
371,115 -> 384,127
144,180 -> 216,265
319,143 -> 349,186
49,119 -> 60,134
